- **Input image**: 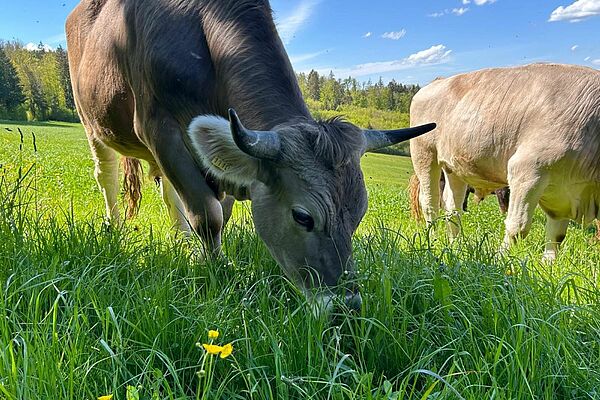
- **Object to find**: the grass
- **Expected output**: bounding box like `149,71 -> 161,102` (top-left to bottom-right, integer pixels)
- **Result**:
0,120 -> 599,399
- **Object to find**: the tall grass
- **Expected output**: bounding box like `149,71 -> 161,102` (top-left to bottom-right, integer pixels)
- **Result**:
0,121 -> 598,399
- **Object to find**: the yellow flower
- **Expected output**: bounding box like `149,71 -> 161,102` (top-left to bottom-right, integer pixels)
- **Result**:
208,330 -> 219,339
505,268 -> 514,276
220,343 -> 233,358
203,344 -> 224,355
98,395 -> 113,400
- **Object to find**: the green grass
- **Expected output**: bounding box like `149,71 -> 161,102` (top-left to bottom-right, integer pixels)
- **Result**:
0,120 -> 599,399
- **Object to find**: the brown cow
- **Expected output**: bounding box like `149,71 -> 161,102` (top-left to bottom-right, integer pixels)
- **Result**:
66,0 -> 435,311
409,64 -> 600,262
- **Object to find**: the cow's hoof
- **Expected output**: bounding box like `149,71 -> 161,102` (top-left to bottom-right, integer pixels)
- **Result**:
540,250 -> 556,264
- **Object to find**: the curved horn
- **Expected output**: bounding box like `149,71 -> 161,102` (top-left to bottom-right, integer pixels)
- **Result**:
363,123 -> 436,153
229,108 -> 281,160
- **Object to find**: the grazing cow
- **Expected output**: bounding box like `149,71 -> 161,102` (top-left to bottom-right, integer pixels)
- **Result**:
66,0 -> 435,310
409,63 -> 600,261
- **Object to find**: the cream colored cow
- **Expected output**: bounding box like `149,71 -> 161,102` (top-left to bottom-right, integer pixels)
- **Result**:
410,63 -> 600,261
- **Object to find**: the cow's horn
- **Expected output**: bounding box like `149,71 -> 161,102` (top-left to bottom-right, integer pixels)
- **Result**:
363,123 -> 436,153
229,108 -> 281,160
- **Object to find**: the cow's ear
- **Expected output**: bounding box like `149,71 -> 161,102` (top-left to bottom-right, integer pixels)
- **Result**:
186,115 -> 260,186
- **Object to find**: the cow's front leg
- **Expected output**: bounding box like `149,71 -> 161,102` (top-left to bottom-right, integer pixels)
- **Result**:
147,116 -> 224,253
501,155 -> 549,253
220,195 -> 235,229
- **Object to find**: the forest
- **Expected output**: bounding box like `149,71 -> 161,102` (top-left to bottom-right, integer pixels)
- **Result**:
0,41 -> 75,121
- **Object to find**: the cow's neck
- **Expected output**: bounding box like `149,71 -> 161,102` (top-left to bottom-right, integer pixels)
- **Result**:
201,1 -> 311,130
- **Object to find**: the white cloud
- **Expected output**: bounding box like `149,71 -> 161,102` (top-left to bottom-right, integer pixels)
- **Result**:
276,0 -> 321,44
584,56 -> 591,61
289,50 -> 328,65
428,5 -> 476,18
363,32 -> 372,38
571,44 -> 579,51
431,0 -> 493,17
549,0 -> 600,22
592,59 -> 600,65
25,42 -> 54,52
452,7 -> 470,15
407,44 -> 453,64
44,33 -> 66,45
317,44 -> 452,77
463,0 -> 496,5
381,30 -> 406,40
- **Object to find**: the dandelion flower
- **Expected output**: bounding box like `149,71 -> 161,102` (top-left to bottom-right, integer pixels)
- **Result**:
98,395 -> 113,400
220,343 -> 233,358
208,330 -> 219,339
203,343 -> 223,355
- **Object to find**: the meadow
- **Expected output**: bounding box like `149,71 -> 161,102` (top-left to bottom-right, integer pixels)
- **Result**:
0,120 -> 599,399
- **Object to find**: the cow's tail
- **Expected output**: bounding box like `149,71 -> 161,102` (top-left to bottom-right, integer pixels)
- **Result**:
122,157 -> 143,219
408,174 -> 423,221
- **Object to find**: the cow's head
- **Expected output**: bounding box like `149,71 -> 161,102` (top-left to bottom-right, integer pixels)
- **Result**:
187,109 -> 435,313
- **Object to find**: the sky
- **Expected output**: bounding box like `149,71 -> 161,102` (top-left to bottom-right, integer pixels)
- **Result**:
0,0 -> 598,85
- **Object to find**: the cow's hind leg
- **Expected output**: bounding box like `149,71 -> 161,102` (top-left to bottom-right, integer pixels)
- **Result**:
413,159 -> 442,227
501,155 -> 549,252
442,171 -> 468,240
88,137 -> 120,224
542,216 -> 569,262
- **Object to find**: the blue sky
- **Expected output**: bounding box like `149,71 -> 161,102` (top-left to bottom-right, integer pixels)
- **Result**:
1,0 -> 599,85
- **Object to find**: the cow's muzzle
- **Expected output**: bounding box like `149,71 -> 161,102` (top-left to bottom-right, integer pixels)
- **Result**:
344,289 -> 362,313
307,286 -> 362,317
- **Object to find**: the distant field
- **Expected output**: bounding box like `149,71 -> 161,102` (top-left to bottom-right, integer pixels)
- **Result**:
0,120 -> 599,399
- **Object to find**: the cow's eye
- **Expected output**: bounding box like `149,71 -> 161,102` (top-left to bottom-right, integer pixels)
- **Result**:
292,208 -> 314,232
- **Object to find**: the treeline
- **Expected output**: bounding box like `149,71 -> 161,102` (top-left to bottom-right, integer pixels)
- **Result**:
297,70 -> 418,155
0,41 -> 76,122
297,70 -> 420,114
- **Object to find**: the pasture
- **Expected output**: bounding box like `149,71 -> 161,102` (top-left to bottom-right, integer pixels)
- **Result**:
0,121 -> 599,399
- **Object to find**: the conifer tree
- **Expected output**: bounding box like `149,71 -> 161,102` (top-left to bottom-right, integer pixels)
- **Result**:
0,44 -> 25,115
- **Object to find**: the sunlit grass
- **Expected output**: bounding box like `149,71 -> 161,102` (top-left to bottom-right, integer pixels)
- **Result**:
0,121 -> 598,399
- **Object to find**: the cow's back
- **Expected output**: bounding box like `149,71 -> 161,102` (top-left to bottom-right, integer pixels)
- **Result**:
411,63 -> 600,186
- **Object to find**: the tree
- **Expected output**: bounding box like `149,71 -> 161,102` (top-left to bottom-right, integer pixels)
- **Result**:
306,70 -> 321,101
0,44 -> 25,115
55,45 -> 76,118
319,71 -> 344,110
24,66 -> 48,120
297,72 -> 308,100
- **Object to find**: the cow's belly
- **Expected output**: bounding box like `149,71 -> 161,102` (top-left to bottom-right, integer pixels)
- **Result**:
438,152 -> 509,193
540,182 -> 600,223
436,129 -> 513,191
75,47 -> 155,161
